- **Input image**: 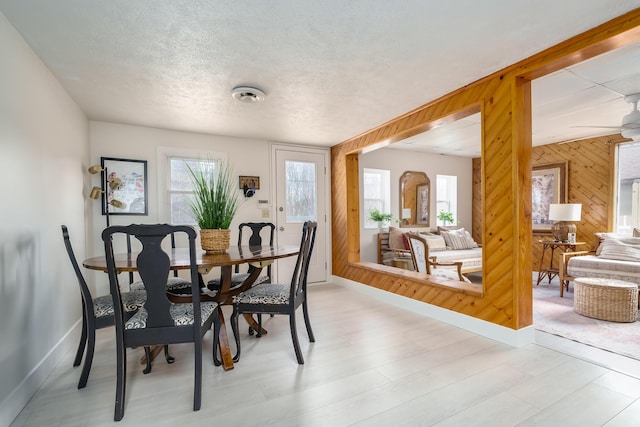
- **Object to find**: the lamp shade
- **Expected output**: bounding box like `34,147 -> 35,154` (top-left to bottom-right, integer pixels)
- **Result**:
548,203 -> 581,222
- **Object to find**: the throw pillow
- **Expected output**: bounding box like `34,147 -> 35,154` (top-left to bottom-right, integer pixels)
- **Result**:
598,237 -> 640,262
419,233 -> 447,252
388,227 -> 406,250
440,228 -> 477,250
634,228 -> 640,237
437,225 -> 463,234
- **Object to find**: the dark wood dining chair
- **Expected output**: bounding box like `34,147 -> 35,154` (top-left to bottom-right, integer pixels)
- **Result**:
207,222 -> 275,334
230,221 -> 317,364
102,224 -> 220,421
61,225 -> 147,389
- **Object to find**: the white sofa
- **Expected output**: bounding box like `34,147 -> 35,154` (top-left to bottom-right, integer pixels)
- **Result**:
378,227 -> 482,274
561,233 -> 640,292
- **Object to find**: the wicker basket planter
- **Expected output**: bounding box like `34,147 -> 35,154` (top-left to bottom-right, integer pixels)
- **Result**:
200,229 -> 231,254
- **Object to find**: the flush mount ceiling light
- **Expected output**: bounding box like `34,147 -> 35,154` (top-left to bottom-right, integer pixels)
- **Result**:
231,86 -> 266,103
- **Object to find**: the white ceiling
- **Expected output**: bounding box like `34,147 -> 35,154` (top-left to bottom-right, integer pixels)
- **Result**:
391,39 -> 640,157
1,1 -> 639,148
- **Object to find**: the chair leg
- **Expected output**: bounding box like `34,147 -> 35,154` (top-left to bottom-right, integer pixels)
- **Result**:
212,315 -> 221,367
114,339 -> 127,421
143,347 -> 152,374
289,313 -> 304,364
73,304 -> 88,367
230,306 -> 242,363
194,339 -> 202,411
77,322 -> 95,389
164,345 -> 175,364
302,299 -> 315,342
256,314 -> 263,337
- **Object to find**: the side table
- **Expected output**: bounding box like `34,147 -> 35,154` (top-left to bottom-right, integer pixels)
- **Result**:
535,240 -> 585,296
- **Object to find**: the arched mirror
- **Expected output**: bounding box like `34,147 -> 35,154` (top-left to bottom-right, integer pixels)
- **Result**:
399,171 -> 430,228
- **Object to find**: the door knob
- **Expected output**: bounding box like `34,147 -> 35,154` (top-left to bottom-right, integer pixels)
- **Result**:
279,227 -> 284,231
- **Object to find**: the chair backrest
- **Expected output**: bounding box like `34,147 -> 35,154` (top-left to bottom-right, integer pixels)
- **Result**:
289,221 -> 318,301
407,234 -> 431,274
103,224 -> 201,333
61,225 -> 95,316
237,222 -> 275,277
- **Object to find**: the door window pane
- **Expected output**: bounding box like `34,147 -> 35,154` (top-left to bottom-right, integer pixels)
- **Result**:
286,160 -> 317,222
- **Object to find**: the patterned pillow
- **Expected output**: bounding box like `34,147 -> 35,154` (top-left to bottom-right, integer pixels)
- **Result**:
419,233 -> 447,251
440,228 -> 478,250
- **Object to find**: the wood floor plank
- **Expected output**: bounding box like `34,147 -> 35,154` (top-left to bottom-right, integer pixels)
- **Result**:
10,283 -> 640,426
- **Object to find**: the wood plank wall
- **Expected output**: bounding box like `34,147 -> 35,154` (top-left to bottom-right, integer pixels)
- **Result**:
330,9 -> 640,331
473,134 -> 626,274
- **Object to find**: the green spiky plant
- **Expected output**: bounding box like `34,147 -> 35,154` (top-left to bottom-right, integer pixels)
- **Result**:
186,160 -> 240,229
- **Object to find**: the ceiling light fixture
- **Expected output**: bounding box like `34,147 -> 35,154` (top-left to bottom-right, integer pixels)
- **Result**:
231,86 -> 266,103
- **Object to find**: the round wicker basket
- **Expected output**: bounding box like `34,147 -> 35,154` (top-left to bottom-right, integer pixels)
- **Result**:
200,229 -> 231,254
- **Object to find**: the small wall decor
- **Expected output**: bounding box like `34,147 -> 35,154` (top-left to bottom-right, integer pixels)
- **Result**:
239,176 -> 260,197
100,157 -> 148,216
532,161 -> 567,233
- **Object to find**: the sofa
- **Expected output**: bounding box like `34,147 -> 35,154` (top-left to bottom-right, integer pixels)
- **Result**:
560,231 -> 640,293
378,226 -> 482,274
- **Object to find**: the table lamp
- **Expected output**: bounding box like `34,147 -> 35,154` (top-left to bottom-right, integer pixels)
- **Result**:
548,203 -> 581,242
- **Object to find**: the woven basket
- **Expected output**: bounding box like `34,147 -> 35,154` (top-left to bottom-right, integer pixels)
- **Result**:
200,229 -> 231,254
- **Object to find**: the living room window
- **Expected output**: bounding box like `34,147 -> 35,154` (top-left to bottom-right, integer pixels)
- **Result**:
615,141 -> 640,234
436,174 -> 457,225
363,168 -> 390,229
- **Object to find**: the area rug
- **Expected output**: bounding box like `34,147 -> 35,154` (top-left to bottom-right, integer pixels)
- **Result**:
533,281 -> 640,360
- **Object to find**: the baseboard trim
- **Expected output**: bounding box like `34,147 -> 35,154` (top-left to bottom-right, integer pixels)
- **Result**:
0,320 -> 80,427
332,276 -> 534,348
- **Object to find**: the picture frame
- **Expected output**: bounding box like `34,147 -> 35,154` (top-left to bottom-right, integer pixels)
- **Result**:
416,183 -> 430,225
100,157 -> 148,216
532,161 -> 567,233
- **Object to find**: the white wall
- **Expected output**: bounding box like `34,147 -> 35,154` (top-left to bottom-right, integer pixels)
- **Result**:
88,122 -> 278,292
0,12 -> 89,425
359,148 -> 473,263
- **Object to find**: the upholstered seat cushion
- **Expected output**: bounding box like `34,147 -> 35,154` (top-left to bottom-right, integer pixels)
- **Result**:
206,273 -> 269,288
233,283 -> 290,305
130,276 -> 191,292
432,248 -> 483,272
124,301 -> 218,329
92,290 -> 146,319
430,268 -> 472,283
567,255 -> 640,285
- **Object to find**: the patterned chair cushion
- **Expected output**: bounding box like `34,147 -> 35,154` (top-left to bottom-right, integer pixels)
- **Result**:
232,283 -> 290,305
130,276 -> 191,292
93,290 -> 147,319
207,273 -> 269,288
124,301 -> 218,329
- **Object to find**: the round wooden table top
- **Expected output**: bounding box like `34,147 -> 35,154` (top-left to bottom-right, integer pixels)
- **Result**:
83,245 -> 299,272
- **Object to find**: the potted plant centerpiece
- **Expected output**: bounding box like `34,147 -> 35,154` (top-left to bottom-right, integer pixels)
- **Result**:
187,160 -> 240,253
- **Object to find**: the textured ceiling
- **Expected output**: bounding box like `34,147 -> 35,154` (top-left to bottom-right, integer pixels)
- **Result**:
1,0 -> 639,147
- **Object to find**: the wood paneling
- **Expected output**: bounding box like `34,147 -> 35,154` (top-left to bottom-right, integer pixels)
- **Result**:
331,9 -> 640,331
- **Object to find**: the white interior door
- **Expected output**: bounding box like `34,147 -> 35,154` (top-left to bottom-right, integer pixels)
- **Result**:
273,146 -> 328,284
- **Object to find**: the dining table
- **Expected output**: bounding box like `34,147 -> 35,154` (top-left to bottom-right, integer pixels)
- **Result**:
83,244 -> 299,370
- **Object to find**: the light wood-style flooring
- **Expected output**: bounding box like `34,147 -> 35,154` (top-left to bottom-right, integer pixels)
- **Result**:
11,283 -> 640,426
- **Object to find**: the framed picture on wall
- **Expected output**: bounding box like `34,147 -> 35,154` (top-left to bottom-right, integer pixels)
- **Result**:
100,157 -> 148,216
532,161 -> 567,233
416,184 -> 430,225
